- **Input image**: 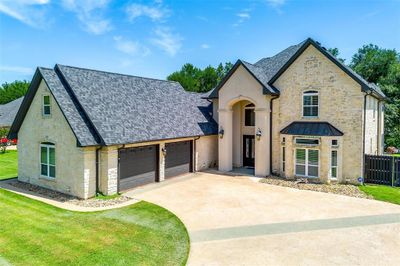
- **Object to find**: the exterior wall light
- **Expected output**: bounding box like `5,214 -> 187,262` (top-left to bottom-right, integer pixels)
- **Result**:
219,128 -> 224,139
162,147 -> 167,156
256,128 -> 262,140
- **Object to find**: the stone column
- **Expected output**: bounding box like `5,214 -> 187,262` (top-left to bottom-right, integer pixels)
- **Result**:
218,109 -> 233,172
254,108 -> 270,177
159,143 -> 165,181
285,136 -> 294,179
99,147 -> 118,195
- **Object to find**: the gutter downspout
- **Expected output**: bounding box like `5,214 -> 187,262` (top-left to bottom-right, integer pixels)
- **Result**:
270,95 -> 279,176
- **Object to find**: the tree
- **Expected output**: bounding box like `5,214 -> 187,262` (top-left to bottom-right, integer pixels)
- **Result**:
350,44 -> 398,83
328,48 -> 345,63
167,62 -> 232,92
350,44 -> 400,148
0,80 -> 30,104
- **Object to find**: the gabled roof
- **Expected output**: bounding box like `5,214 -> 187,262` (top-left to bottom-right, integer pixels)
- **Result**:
0,97 -> 23,127
9,65 -> 217,146
209,38 -> 385,100
280,121 -> 344,136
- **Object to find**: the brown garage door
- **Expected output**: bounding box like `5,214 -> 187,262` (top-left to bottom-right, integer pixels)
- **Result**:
118,145 -> 158,191
165,141 -> 192,179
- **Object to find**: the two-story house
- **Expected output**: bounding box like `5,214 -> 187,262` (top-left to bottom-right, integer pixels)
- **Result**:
9,38 -> 385,198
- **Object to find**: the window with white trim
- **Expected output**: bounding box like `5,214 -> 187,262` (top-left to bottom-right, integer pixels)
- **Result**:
331,150 -> 338,179
43,95 -> 51,116
303,91 -> 319,117
295,148 -> 319,177
41,143 -> 56,178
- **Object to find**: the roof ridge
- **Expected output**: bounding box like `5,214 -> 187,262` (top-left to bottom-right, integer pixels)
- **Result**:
55,64 -> 181,85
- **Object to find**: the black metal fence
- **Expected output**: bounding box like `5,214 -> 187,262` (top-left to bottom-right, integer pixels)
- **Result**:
364,155 -> 400,186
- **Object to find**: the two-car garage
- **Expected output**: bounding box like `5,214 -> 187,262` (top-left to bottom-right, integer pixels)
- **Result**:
118,140 -> 193,192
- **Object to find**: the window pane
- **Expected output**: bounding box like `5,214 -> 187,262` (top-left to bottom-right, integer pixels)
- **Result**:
296,138 -> 319,145
283,162 -> 285,172
44,106 -> 51,115
296,165 -> 306,175
308,150 -> 319,165
41,164 -> 48,176
308,166 -> 318,177
296,149 -> 306,164
332,140 -> 338,146
310,106 -> 318,116
43,95 -> 50,104
41,147 -> 47,163
331,167 -> 337,178
49,166 -> 56,178
331,150 -> 337,166
311,95 -> 318,105
303,96 -> 312,105
49,147 -> 55,165
245,109 -> 255,126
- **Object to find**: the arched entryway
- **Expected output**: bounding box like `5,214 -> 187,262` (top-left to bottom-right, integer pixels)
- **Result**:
218,95 -> 271,177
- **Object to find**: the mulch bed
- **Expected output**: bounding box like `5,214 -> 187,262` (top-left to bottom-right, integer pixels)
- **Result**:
9,181 -> 132,208
260,177 -> 372,199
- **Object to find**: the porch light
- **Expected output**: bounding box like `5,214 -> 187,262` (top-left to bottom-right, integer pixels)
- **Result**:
256,128 -> 262,140
219,128 -> 224,139
162,147 -> 167,156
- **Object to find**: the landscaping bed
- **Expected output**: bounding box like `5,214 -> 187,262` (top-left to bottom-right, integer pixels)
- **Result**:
9,181 -> 132,208
260,176 -> 372,199
0,188 -> 190,265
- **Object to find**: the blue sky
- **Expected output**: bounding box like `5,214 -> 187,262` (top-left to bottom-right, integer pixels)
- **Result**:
0,0 -> 399,84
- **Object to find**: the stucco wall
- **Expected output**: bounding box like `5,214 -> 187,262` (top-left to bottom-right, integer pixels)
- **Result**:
18,80 -> 96,199
195,135 -> 218,170
218,65 -> 271,176
272,45 -> 365,182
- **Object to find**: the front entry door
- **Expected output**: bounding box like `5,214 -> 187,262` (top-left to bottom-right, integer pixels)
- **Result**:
243,135 -> 255,167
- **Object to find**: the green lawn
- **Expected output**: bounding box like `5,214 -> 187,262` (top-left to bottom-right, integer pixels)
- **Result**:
0,189 -> 190,266
359,184 -> 400,205
0,150 -> 18,180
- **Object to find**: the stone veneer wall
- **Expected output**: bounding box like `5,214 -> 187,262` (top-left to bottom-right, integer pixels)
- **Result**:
272,45 -> 365,183
18,80 -> 96,199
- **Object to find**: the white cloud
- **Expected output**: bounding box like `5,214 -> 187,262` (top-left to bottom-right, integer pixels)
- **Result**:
151,27 -> 182,56
233,10 -> 251,27
237,12 -> 250,19
200,44 -> 210,49
126,3 -> 170,22
62,0 -> 112,35
0,0 -> 50,28
265,0 -> 286,7
113,36 -> 150,57
0,65 -> 34,74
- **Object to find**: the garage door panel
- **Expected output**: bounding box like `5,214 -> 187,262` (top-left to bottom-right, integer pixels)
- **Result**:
119,171 -> 156,191
165,141 -> 192,179
119,145 -> 158,191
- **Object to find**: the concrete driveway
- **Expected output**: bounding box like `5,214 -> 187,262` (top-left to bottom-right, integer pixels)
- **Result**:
125,172 -> 400,266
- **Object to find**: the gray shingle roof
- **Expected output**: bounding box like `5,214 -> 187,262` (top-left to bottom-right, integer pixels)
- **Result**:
0,97 -> 23,127
55,65 -> 217,146
9,65 -> 217,146
209,38 -> 385,99
280,121 -> 344,136
39,68 -> 99,146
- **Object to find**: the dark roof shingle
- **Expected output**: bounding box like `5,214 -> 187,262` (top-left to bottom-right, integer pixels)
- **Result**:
0,97 -> 23,127
54,65 -> 217,146
280,121 -> 344,136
